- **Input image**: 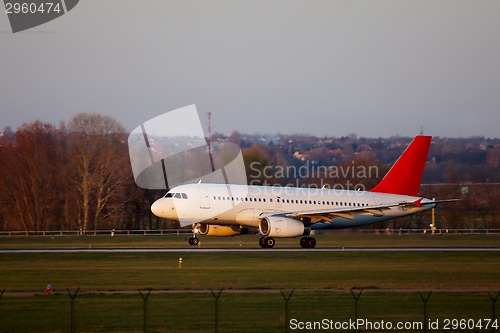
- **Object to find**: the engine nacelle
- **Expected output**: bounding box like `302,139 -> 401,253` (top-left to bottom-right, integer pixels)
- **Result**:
259,216 -> 308,238
198,224 -> 247,237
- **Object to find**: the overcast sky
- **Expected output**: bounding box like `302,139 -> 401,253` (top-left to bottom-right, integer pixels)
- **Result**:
1,1 -> 499,138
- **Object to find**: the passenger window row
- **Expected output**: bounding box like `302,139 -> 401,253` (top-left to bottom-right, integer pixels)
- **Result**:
213,196 -> 267,203
212,195 -> 369,207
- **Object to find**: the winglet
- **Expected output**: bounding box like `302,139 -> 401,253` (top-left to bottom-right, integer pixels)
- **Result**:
414,198 -> 423,208
370,136 -> 432,196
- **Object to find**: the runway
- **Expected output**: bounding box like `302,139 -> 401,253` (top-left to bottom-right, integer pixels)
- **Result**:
1,247 -> 499,253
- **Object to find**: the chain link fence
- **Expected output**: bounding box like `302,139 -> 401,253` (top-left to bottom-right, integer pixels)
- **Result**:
1,289 -> 498,332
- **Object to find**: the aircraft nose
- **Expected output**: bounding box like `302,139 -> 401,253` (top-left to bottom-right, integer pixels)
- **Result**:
151,198 -> 177,219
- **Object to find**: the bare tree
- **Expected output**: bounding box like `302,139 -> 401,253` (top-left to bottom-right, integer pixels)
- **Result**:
65,113 -> 129,233
0,122 -> 62,231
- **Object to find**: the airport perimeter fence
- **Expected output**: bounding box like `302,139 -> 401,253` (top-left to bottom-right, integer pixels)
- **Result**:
0,288 -> 499,333
0,229 -> 192,237
1,228 -> 500,237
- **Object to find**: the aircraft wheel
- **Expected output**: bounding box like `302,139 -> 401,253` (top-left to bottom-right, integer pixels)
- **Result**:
259,236 -> 275,248
188,237 -> 199,246
264,237 -> 275,248
306,237 -> 316,248
300,237 -> 316,249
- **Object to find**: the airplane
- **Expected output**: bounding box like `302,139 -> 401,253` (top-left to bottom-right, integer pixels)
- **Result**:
151,135 -> 456,248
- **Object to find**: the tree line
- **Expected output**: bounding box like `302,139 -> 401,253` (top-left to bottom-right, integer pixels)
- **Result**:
240,138 -> 500,230
1,115 -> 499,232
0,114 -> 167,232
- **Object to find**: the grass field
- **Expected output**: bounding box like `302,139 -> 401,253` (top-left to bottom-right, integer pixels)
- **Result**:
0,234 -> 499,332
1,232 -> 500,249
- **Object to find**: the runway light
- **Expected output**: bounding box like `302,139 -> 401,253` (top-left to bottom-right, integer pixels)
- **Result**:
178,257 -> 183,270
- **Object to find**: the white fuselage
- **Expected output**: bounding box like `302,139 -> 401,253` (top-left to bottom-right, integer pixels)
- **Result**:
151,183 -> 434,230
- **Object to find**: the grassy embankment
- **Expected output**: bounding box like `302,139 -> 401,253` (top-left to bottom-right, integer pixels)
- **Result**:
0,234 -> 498,332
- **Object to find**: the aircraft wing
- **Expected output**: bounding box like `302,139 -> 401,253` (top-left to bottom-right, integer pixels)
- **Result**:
278,198 -> 458,224
283,203 -> 400,224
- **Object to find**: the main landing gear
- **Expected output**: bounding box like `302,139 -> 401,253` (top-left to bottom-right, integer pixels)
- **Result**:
258,236 -> 317,249
300,236 -> 316,249
259,236 -> 276,248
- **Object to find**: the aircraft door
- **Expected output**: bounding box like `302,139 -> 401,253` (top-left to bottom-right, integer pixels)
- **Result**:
199,189 -> 210,209
373,195 -> 382,206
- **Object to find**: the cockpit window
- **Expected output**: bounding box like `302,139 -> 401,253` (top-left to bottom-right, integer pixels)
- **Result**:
165,192 -> 188,199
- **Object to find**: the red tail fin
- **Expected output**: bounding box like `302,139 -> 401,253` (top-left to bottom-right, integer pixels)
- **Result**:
370,136 -> 432,196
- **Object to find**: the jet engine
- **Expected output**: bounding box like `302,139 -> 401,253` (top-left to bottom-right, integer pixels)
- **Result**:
198,224 -> 247,237
259,216 -> 309,238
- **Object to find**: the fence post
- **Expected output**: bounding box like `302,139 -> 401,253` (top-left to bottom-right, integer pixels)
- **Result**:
67,288 -> 80,333
488,292 -> 500,333
139,289 -> 152,333
418,291 -> 432,333
350,288 -> 363,333
280,289 -> 294,333
0,289 -> 3,326
210,289 -> 223,333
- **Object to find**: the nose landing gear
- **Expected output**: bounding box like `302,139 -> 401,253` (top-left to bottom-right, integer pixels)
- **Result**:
188,224 -> 200,246
188,236 -> 199,246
